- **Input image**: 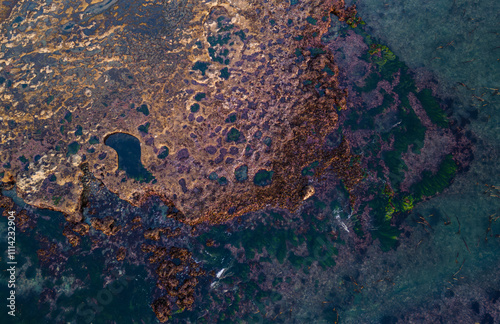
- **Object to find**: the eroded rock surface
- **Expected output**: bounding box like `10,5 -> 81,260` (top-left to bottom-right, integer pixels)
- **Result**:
0,0 -> 363,224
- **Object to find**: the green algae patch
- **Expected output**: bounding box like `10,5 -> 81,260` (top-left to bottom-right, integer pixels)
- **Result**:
88,136 -> 99,145
75,125 -> 83,136
383,150 -> 407,189
67,141 -> 81,156
369,44 -> 396,69
225,113 -> 237,123
411,154 -> 457,199
253,169 -> 273,187
308,47 -> 325,58
192,61 -> 210,76
397,105 -> 425,144
379,54 -> 406,81
306,16 -> 318,25
46,95 -> 54,105
322,65 -> 335,76
349,93 -> 394,131
359,72 -> 379,93
356,28 -> 408,81
388,195 -> 416,214
393,71 -> 417,97
218,176 -> 228,186
301,161 -> 319,176
306,234 -> 337,268
382,99 -> 426,190
220,67 -> 230,80
373,224 -> 400,252
288,252 -> 305,269
368,195 -> 401,252
416,89 -> 449,127
137,104 -> 150,116
226,127 -> 241,142
157,146 -> 169,159
52,196 -> 62,206
208,172 -> 218,181
138,122 -> 150,134
190,103 -> 200,113
233,30 -> 246,41
351,215 -> 365,238
64,111 -> 72,123
194,92 -> 206,101
234,165 -> 248,182
207,34 -> 231,47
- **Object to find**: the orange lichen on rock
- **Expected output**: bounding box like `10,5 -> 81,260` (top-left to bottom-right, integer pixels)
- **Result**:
90,216 -> 121,236
0,193 -> 15,215
144,227 -> 182,241
63,226 -> 81,247
15,210 -> 32,231
116,247 -> 127,261
142,243 -> 204,320
151,297 -> 171,323
72,222 -> 90,236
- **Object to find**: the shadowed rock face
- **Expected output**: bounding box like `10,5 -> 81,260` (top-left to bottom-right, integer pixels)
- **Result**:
0,0 -> 363,224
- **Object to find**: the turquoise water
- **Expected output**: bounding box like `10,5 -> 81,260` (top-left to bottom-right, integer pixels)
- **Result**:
311,0 -> 500,321
355,0 -> 500,140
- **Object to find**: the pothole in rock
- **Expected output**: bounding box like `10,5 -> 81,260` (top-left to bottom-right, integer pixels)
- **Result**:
104,133 -> 154,183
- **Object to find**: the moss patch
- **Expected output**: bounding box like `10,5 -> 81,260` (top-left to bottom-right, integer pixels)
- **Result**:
253,169 -> 273,187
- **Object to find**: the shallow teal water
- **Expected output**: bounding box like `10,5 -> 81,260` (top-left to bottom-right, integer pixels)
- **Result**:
316,0 -> 500,321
